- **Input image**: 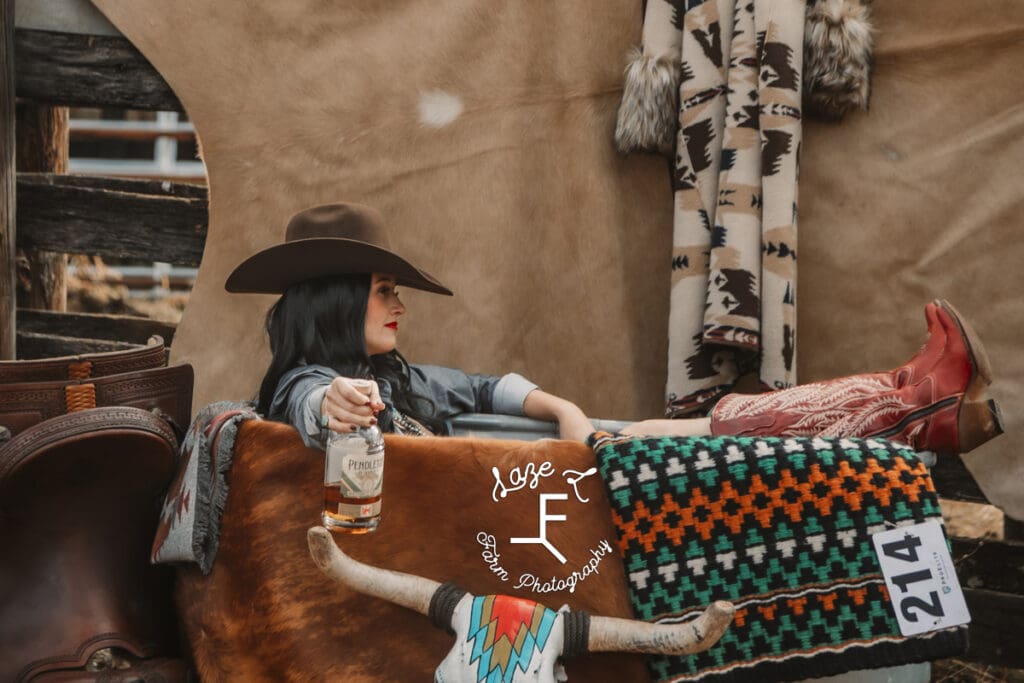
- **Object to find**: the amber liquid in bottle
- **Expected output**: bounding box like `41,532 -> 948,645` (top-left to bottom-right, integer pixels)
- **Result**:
322,488 -> 381,534
323,425 -> 384,533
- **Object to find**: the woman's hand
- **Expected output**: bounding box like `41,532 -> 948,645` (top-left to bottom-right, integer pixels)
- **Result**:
523,390 -> 594,443
320,377 -> 387,433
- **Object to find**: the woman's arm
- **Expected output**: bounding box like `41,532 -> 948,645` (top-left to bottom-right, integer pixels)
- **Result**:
409,365 -> 593,441
281,372 -> 385,449
522,389 -> 594,442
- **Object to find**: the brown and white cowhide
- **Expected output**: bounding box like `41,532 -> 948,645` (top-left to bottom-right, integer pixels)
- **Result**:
175,420 -> 649,682
86,0 -> 673,423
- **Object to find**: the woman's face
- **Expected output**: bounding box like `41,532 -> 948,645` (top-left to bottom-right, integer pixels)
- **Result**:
364,273 -> 406,356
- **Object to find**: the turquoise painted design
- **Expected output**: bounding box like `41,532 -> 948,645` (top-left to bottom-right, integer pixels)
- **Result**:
466,595 -> 557,683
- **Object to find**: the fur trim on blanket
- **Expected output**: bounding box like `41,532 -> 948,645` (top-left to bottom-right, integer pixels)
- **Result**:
803,0 -> 875,120
614,46 -> 680,156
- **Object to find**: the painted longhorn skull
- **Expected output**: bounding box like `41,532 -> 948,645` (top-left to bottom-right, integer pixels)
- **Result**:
307,527 -> 734,683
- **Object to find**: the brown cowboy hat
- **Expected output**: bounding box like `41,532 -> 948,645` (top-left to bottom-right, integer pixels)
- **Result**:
225,202 -> 453,295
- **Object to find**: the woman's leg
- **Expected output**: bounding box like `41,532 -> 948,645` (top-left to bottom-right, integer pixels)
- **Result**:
620,418 -> 711,437
708,300 -> 1002,455
617,301 -> 1002,455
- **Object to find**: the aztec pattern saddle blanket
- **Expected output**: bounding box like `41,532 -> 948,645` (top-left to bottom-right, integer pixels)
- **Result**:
591,432 -> 966,682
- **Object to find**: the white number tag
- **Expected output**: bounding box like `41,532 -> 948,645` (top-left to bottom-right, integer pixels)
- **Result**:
872,520 -> 970,636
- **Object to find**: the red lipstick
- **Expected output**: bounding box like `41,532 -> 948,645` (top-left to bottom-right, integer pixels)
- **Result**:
385,322 -> 398,330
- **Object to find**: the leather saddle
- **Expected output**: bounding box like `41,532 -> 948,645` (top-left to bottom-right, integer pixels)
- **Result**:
0,407 -> 181,682
0,341 -> 195,681
0,363 -> 194,439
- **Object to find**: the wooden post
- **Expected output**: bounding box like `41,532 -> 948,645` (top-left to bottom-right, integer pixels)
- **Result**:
1005,515 -> 1024,542
1,0 -> 17,359
16,103 -> 69,311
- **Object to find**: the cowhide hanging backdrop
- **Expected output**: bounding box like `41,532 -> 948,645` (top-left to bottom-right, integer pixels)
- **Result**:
88,0 -> 673,424
797,0 -> 1024,520
89,0 -> 1024,519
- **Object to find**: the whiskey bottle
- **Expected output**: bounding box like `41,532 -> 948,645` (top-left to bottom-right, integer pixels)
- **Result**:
323,424 -> 385,533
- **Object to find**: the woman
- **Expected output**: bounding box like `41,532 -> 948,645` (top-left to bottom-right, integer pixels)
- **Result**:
226,202 -> 595,445
228,202 -> 1002,456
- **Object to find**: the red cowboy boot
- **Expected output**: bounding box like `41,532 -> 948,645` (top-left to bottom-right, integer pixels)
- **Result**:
710,300 -> 1003,455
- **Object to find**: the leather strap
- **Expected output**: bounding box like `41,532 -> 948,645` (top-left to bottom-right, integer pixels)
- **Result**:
0,336 -> 166,384
562,610 -> 591,659
66,360 -> 93,380
428,582 -> 467,635
65,384 -> 97,412
30,656 -> 189,682
0,364 -> 193,438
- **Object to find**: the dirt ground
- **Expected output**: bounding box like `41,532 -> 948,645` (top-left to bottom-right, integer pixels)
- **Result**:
66,257 -> 190,323
933,660 -> 1024,683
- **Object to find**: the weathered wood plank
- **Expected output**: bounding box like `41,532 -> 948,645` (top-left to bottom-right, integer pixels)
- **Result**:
16,173 -> 207,266
14,28 -> 182,111
1005,516 -> 1024,542
16,330 -> 141,358
930,455 -> 989,504
17,309 -> 176,346
1,0 -> 16,359
960,588 -> 1024,668
946,538 -> 1024,667
951,537 -> 1024,595
31,173 -> 207,198
16,101 -> 69,311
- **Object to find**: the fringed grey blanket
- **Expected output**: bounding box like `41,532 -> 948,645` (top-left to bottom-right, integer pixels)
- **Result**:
151,401 -> 260,573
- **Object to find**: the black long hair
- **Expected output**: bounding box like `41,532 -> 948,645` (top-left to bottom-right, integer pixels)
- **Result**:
255,274 -> 439,432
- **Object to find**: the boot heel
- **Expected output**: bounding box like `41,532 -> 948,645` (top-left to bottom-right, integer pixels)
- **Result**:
937,299 -> 993,388
957,398 -> 1004,454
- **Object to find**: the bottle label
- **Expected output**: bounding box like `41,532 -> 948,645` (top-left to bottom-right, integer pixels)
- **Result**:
336,500 -> 382,518
326,438 -> 384,498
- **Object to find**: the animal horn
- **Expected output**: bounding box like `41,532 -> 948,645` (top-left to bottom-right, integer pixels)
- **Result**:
307,526 -> 440,617
586,600 -> 735,655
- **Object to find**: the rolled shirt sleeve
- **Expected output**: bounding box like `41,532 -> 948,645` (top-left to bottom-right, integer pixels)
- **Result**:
409,365 -> 538,419
303,385 -> 329,438
268,365 -> 338,449
491,373 -> 539,416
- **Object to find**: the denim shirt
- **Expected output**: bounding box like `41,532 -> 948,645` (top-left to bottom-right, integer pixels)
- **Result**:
268,363 -> 538,448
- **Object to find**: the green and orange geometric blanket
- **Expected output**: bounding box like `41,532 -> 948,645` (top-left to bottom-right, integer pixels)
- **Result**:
591,432 -> 967,682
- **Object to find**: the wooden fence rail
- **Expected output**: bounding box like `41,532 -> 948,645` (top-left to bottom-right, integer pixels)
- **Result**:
16,172 -> 207,265
929,457 -> 989,505
15,28 -> 181,111
952,537 -> 1024,668
17,308 -> 177,346
1,1 -> 16,359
